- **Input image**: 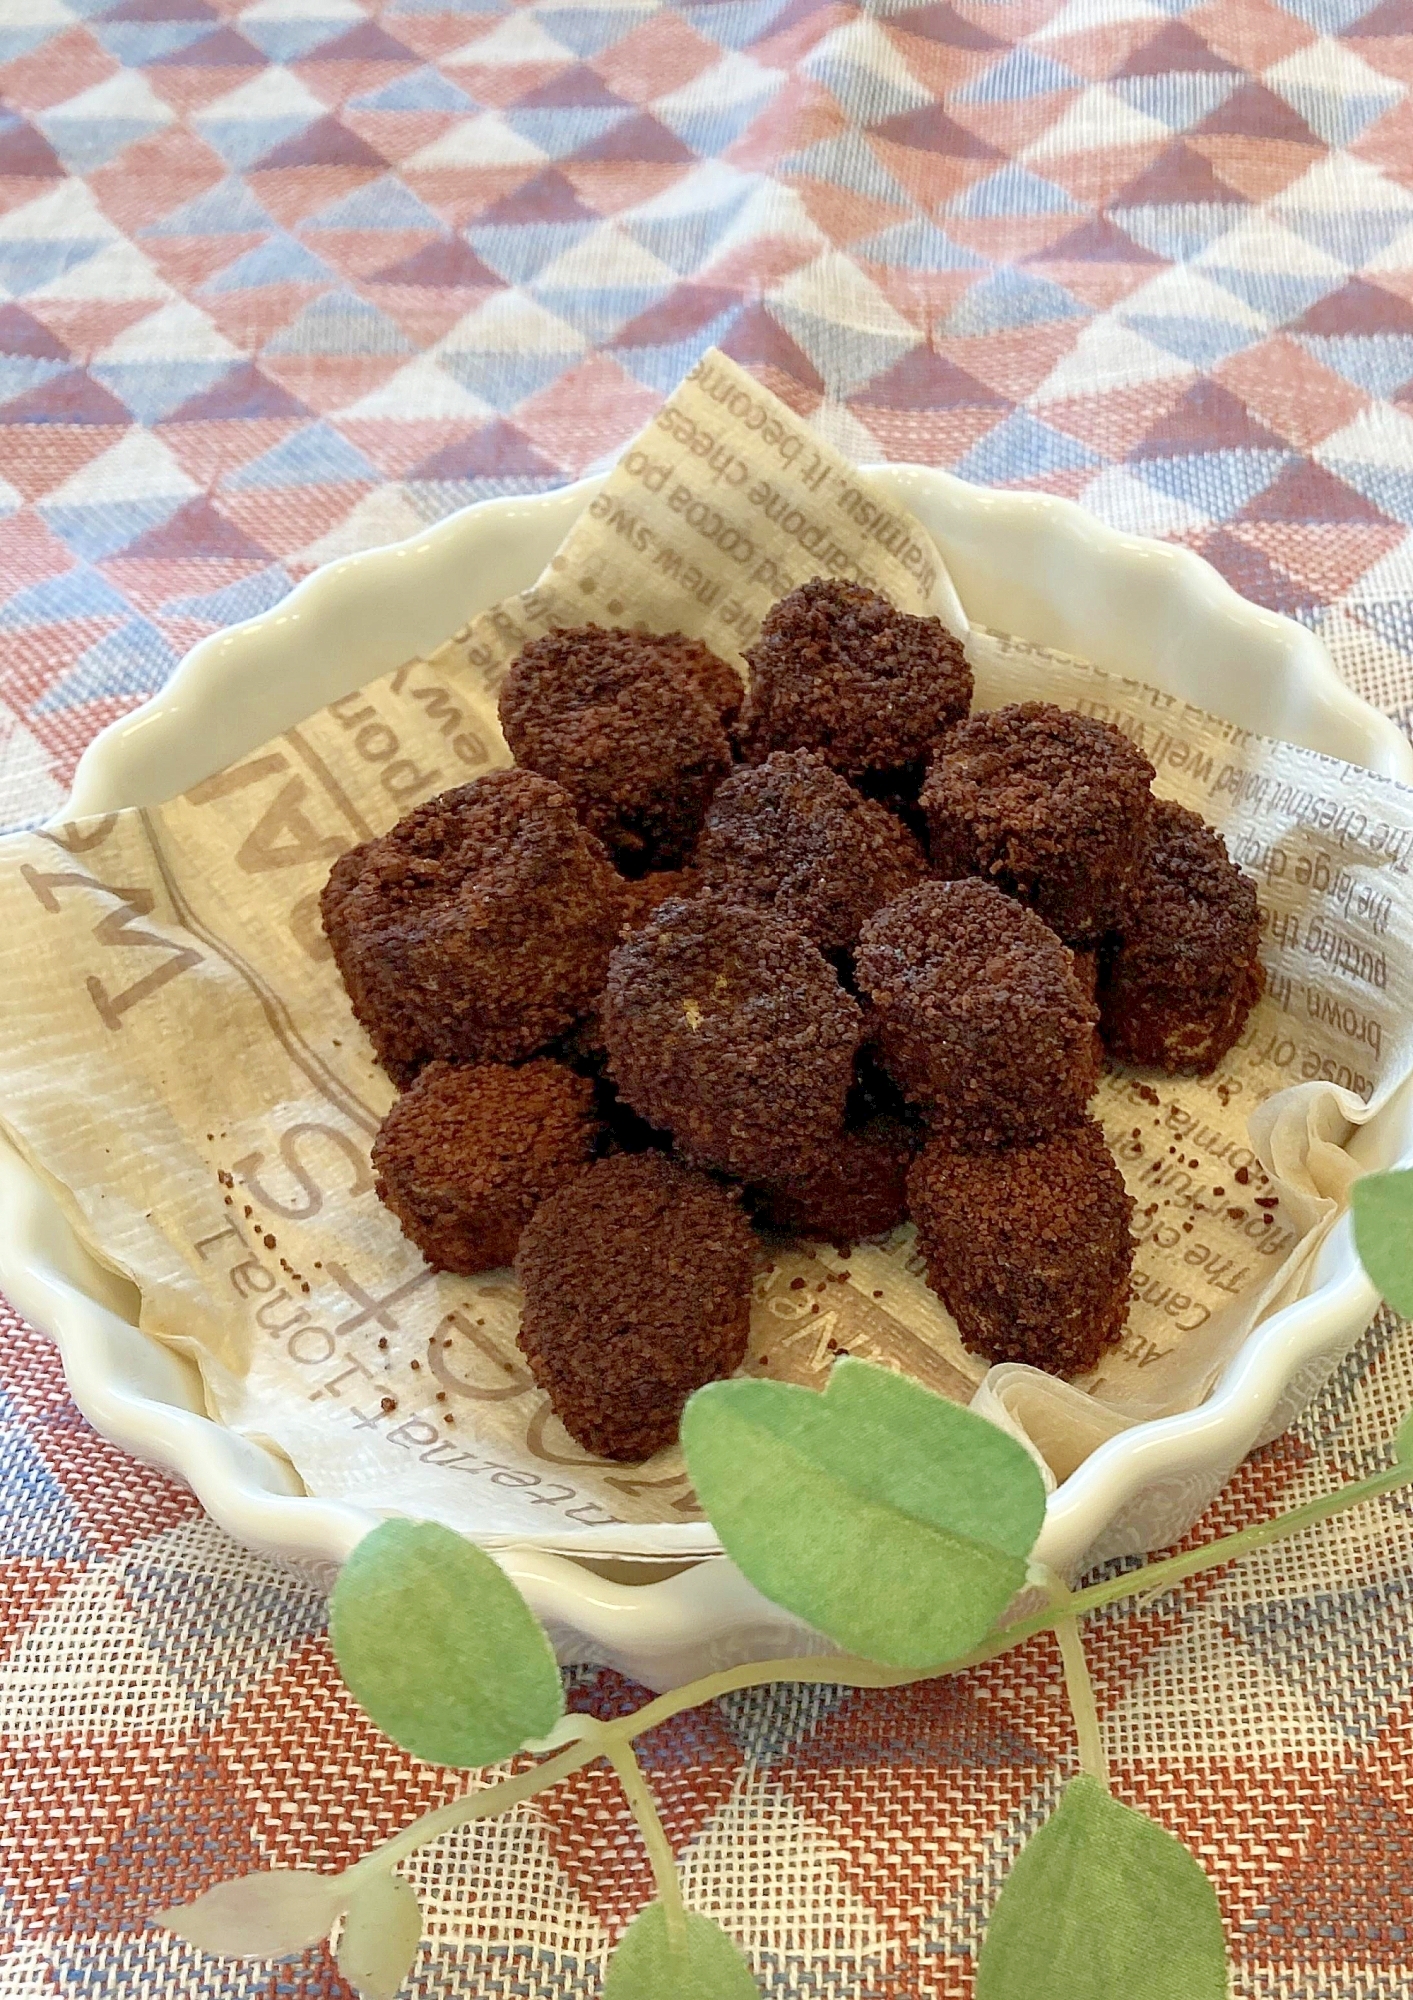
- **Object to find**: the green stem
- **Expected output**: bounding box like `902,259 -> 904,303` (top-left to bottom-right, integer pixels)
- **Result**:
340,1458 -> 1413,1887
1043,1569 -> 1108,1789
607,1738 -> 687,1953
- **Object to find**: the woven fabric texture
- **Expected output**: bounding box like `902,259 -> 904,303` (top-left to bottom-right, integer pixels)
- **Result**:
3,0 -> 1413,1993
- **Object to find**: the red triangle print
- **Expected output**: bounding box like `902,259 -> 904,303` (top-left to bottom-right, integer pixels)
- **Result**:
300,20 -> 418,63
1195,79 -> 1323,146
104,0 -> 217,20
371,236 -> 500,287
411,419 -> 562,481
891,2 -> 1006,52
0,370 -> 131,426
1116,19 -> 1240,76
870,102 -> 1002,158
477,167 -> 600,228
251,116 -> 388,173
1191,527 -> 1325,621
1031,213 -> 1163,264
120,496 -> 271,562
1132,378 -> 1288,455
571,111 -> 694,164
854,342 -> 1010,411
1238,456 -> 1396,526
1295,275 -> 1413,338
615,283 -> 740,346
161,362 -> 310,424
717,302 -> 824,389
516,64 -> 633,110
1113,141 -> 1249,208
0,304 -> 69,361
151,25 -> 264,68
0,118 -> 63,178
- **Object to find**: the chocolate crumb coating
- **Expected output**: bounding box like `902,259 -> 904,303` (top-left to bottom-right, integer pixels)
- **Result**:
696,750 -> 928,954
321,771 -> 626,1082
1101,799 -> 1265,1073
619,866 -> 701,932
499,625 -> 733,870
738,577 -> 971,782
1071,946 -> 1099,1003
753,1117 -> 917,1242
639,631 -> 744,728
908,1119 -> 1135,1376
516,1152 -> 755,1460
372,1059 -> 599,1275
855,878 -> 1100,1147
601,895 -> 864,1182
921,702 -> 1156,942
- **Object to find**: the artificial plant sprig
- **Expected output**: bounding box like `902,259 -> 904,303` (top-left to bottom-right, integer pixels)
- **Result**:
158,1165 -> 1413,1999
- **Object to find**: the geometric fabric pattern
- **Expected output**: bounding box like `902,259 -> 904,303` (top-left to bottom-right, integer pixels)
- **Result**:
5,1 -> 1413,1994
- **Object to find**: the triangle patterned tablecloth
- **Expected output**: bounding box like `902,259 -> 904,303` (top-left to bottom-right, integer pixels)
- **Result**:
3,0 -> 1413,1992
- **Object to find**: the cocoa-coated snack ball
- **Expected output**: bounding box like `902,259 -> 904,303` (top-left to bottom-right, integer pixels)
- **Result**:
738,577 -> 971,784
372,1059 -> 599,1274
601,895 -> 864,1182
1101,800 -> 1265,1073
499,625 -> 733,871
321,770 -> 626,1083
908,1118 -> 1135,1376
921,701 -> 1155,942
516,1152 -> 755,1460
854,878 -> 1100,1148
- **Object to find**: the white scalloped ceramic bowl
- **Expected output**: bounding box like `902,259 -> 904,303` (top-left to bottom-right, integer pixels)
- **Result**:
5,466 -> 1413,1692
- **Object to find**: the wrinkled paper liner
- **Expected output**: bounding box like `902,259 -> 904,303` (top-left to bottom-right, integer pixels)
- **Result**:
2,351 -> 1412,1559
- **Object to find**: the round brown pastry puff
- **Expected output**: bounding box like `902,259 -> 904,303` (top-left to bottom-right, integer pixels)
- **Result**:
321,771 -> 626,1083
372,1059 -> 599,1274
498,625 -> 734,871
753,1117 -> 917,1243
1100,799 -> 1265,1073
908,1119 -> 1135,1377
696,750 -> 928,955
855,879 -> 1100,1148
738,578 -> 971,786
920,702 -> 1156,943
601,895 -> 864,1183
619,866 -> 701,932
516,1152 -> 755,1460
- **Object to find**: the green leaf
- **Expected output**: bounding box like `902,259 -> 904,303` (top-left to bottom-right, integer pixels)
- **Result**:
337,1872 -> 423,2000
330,1520 -> 563,1766
603,1904 -> 760,1999
679,1359 -> 1047,1668
155,1870 -> 344,1960
975,1776 -> 1228,2000
1352,1169 -> 1413,1318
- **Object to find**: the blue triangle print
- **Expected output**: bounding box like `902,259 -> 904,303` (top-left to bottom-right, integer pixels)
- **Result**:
1323,459 -> 1413,529
34,616 -> 182,712
625,193 -> 754,278
853,217 -> 984,270
533,7 -> 654,56
947,266 -> 1084,332
1112,201 -> 1246,261
503,106 -> 633,158
349,65 -> 478,112
1281,203 -> 1413,266
94,21 -> 215,66
949,163 -> 1080,219
304,175 -> 447,232
1135,447 -> 1291,519
660,91 -> 778,155
1280,84 -> 1396,150
203,232 -> 337,292
37,114 -> 171,175
615,320 -> 741,392
0,563 -> 130,632
226,421 -> 381,490
160,567 -> 294,627
1124,311 -> 1263,368
197,114 -> 319,172
960,47 -> 1081,103
530,283 -> 671,344
781,133 -> 917,210
144,177 -> 276,240
952,410 -> 1102,485
437,348 -> 579,410
90,359 -> 242,426
468,220 -> 597,286
1200,264 -> 1342,324
807,54 -> 931,126
1299,333 -> 1413,399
